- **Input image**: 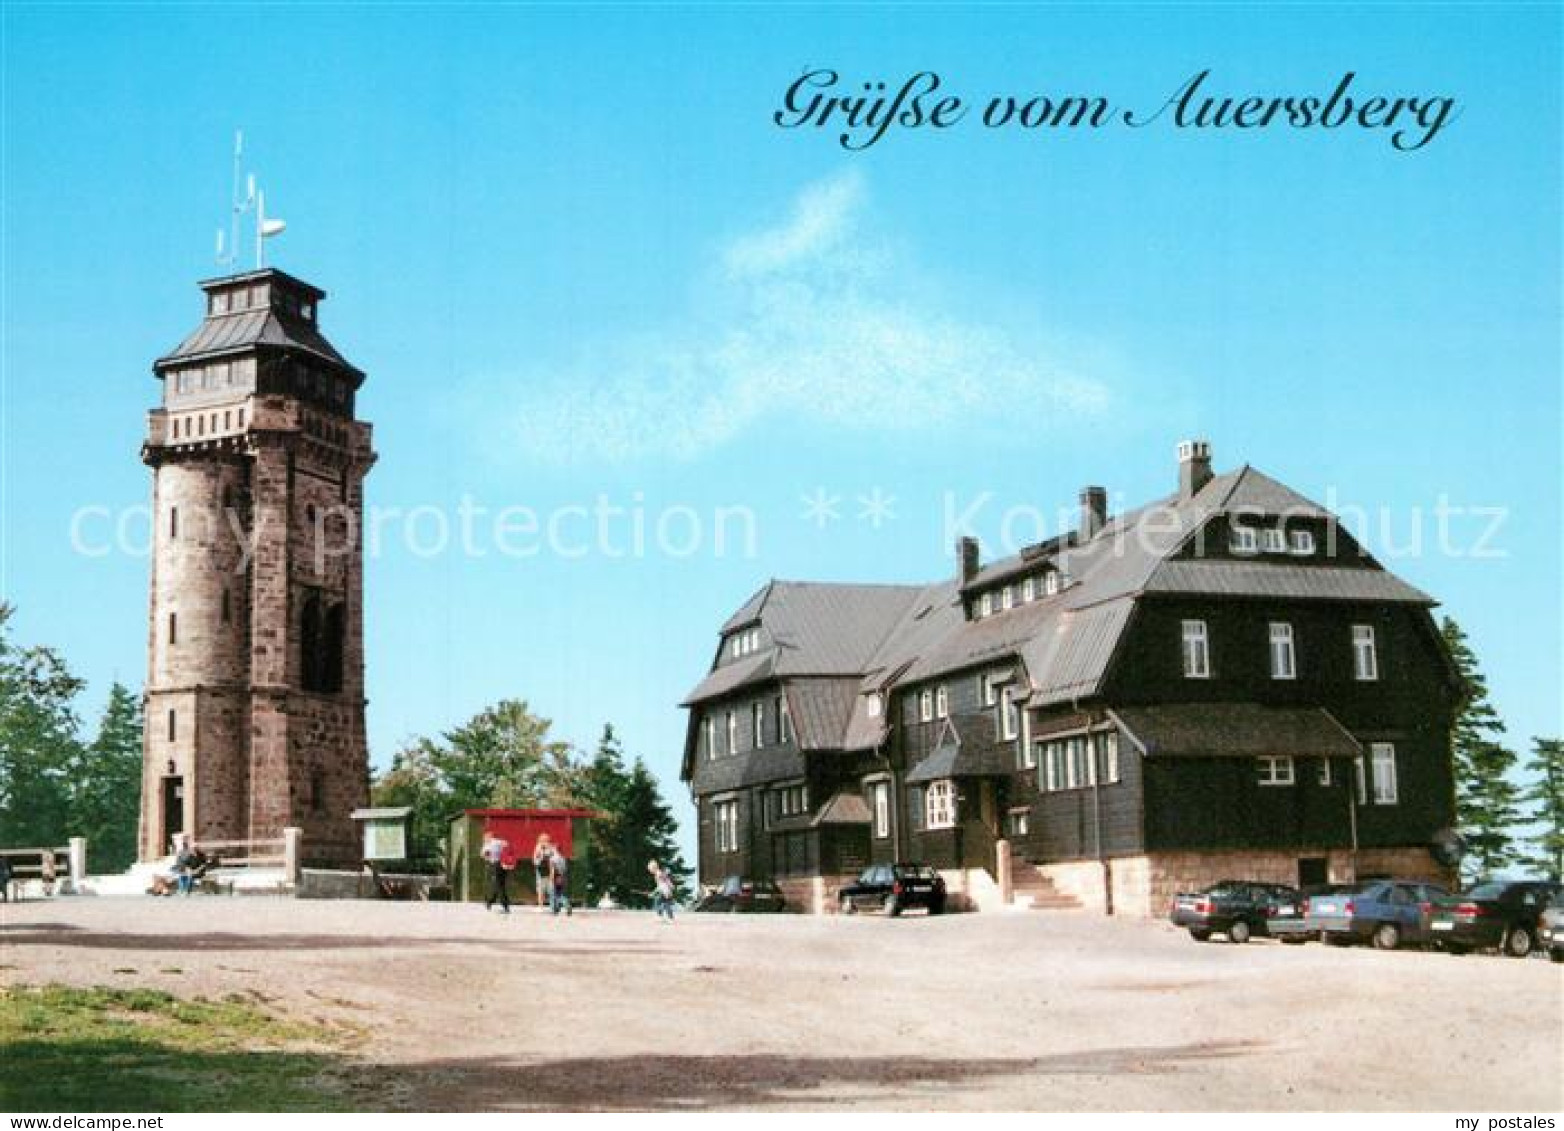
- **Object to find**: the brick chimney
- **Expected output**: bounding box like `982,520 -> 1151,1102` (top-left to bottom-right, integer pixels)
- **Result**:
1177,440 -> 1213,500
1079,486 -> 1107,540
957,535 -> 981,586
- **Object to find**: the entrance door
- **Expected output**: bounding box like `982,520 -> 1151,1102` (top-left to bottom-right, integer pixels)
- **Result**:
1298,856 -> 1328,888
162,776 -> 185,851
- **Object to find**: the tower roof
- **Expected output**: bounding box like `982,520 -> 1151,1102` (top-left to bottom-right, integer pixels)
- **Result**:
154,267 -> 363,384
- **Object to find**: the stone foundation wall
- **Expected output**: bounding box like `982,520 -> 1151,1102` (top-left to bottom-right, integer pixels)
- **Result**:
1038,846 -> 1451,918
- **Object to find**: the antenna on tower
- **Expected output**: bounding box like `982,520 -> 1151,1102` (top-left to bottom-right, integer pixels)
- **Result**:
213,130 -> 283,270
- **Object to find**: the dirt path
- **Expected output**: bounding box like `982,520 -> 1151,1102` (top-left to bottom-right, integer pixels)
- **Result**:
4,897 -> 1560,1111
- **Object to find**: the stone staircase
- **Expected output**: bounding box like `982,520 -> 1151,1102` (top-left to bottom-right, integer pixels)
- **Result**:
1009,866 -> 1084,911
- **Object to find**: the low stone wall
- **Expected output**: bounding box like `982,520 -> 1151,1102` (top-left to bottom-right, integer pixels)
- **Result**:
1038,846 -> 1454,918
776,874 -> 859,914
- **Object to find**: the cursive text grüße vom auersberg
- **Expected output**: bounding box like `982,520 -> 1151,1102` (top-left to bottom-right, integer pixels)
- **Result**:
775,69 -> 1459,153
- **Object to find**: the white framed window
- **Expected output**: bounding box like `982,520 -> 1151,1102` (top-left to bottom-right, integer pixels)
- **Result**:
1229,525 -> 1259,555
1018,740 -> 1038,771
925,780 -> 955,829
1288,529 -> 1316,555
1370,742 -> 1398,804
1005,809 -> 1030,838
1001,586 -> 1013,610
1044,571 -> 1060,596
1044,741 -> 1062,791
1354,755 -> 1367,805
726,711 -> 738,755
980,592 -> 993,617
715,799 -> 739,853
1352,625 -> 1379,681
1318,759 -> 1333,786
777,783 -> 808,816
871,781 -> 890,839
981,672 -> 998,707
1000,687 -> 1019,740
919,689 -> 934,723
1022,577 -> 1035,602
1084,734 -> 1098,786
1257,755 -> 1295,786
1065,736 -> 1086,789
866,693 -> 881,719
1269,622 -> 1296,680
704,717 -> 717,760
1262,528 -> 1287,553
1102,731 -> 1121,784
776,695 -> 791,744
1181,620 -> 1211,679
752,702 -> 765,747
935,685 -> 949,719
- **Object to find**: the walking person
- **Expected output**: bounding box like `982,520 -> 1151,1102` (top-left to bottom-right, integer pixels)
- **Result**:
39,852 -> 57,898
481,830 -> 512,914
548,847 -> 572,917
648,860 -> 676,923
531,834 -> 554,908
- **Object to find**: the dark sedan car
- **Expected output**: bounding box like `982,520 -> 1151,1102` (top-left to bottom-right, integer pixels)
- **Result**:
837,863 -> 946,916
1305,880 -> 1450,950
1429,880 -> 1563,956
1169,880 -> 1298,944
692,875 -> 787,913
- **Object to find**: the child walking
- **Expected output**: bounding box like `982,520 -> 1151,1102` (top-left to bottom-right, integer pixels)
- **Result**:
648,860 -> 676,923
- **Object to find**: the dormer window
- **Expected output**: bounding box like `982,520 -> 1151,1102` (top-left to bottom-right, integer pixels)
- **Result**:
919,689 -> 934,723
1261,528 -> 1287,553
1289,529 -> 1316,555
935,685 -> 949,719
866,693 -> 882,719
1044,571 -> 1060,596
210,291 -> 230,315
1022,577 -> 1035,602
1001,586 -> 1013,611
980,592 -> 993,617
1230,526 -> 1259,555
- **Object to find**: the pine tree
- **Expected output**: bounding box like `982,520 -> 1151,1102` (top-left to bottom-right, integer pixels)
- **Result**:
65,682 -> 143,872
0,604 -> 82,849
1521,736 -> 1564,880
1441,617 -> 1523,879
613,757 -> 690,902
575,725 -> 634,903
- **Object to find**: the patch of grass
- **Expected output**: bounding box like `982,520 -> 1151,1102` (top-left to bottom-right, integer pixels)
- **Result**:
0,984 -> 376,1112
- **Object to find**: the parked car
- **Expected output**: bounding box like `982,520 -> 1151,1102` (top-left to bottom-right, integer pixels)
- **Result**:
837,863 -> 946,916
1169,880 -> 1298,944
1538,891 -> 1564,963
1268,884 -> 1355,945
692,875 -> 787,913
1303,880 -> 1450,950
1428,880 -> 1564,957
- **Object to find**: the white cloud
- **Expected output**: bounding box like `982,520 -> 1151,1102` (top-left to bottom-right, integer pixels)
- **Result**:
496,170 -> 1110,464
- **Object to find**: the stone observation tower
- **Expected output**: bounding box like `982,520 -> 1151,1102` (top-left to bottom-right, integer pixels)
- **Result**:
139,268 -> 375,864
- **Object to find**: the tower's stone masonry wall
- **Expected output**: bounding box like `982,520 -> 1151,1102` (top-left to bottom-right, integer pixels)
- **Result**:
139,272 -> 375,866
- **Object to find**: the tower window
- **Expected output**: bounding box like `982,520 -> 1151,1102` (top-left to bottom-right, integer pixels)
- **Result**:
221,588 -> 231,624
167,708 -> 177,742
168,612 -> 177,645
300,589 -> 346,694
169,507 -> 178,539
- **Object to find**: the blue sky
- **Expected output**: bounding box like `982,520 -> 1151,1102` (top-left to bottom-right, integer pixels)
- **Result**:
2,4 -> 1560,855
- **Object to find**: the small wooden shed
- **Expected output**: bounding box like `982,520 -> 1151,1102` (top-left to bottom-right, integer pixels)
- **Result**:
448,808 -> 599,903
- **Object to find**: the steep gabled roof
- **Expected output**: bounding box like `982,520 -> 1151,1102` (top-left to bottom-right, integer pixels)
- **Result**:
682,580 -> 923,705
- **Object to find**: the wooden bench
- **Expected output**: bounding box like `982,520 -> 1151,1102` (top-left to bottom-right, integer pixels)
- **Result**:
0,846 -> 68,901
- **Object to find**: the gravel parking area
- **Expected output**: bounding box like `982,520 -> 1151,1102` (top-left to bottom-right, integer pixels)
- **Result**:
3,896 -> 1560,1111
